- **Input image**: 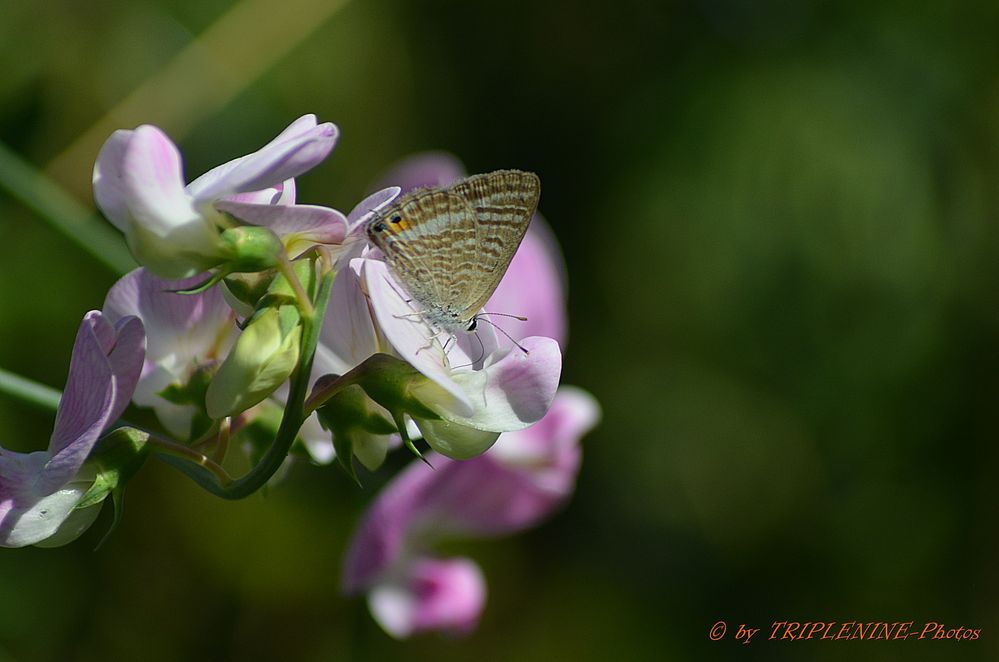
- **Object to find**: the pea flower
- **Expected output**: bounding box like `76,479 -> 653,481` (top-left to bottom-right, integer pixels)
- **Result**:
341,386 -> 599,637
338,151 -> 600,636
0,311 -> 145,548
93,114 -> 344,278
103,268 -> 236,440
310,250 -> 562,466
361,257 -> 562,458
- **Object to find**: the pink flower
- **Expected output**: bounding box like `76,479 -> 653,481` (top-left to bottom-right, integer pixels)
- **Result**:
313,255 -> 562,462
0,312 -> 145,547
342,387 -> 599,637
93,115 -> 345,278
103,268 -> 236,440
339,152 -> 600,637
308,153 -> 569,463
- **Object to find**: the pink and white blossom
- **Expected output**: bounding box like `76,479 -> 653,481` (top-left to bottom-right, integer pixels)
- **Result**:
342,386 -> 598,637
0,311 -> 145,547
315,256 -> 562,460
337,152 -> 598,637
103,268 -> 236,439
93,115 -> 344,278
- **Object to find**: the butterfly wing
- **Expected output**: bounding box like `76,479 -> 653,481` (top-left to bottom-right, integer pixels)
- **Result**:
365,169 -> 541,331
366,186 -> 479,327
449,170 -> 540,318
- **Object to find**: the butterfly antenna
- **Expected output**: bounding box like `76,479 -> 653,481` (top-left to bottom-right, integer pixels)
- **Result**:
474,330 -> 486,363
475,312 -> 529,322
475,315 -> 530,354
448,331 -> 487,370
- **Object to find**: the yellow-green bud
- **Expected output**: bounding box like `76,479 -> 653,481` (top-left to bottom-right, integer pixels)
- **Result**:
205,306 -> 302,418
219,226 -> 284,273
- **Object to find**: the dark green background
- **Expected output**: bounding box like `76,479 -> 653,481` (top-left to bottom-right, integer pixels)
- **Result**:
2,0 -> 998,660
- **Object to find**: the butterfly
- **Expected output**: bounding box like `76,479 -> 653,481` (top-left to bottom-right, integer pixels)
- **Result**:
365,169 -> 541,337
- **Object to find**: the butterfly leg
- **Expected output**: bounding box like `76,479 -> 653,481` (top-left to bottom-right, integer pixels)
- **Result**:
414,331 -> 446,358
382,274 -> 415,304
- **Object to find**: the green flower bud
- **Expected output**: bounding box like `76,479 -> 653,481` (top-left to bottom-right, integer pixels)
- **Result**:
219,226 -> 285,273
205,305 -> 302,418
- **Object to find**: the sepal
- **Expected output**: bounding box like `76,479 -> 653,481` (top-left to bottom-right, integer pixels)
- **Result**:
223,271 -> 279,313
309,353 -> 508,462
74,426 -> 151,548
314,380 -> 397,481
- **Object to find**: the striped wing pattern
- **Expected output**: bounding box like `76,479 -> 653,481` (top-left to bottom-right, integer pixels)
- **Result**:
366,170 -> 540,331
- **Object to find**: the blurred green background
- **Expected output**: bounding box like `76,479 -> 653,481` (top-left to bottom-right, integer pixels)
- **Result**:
2,0 -> 999,660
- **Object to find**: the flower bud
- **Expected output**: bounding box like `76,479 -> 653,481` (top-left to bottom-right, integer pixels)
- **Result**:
205,306 -> 302,418
219,226 -> 284,273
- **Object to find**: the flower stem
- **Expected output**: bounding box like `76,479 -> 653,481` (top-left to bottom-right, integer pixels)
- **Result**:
212,416 -> 231,465
0,367 -> 61,411
147,436 -> 233,486
278,256 -> 316,319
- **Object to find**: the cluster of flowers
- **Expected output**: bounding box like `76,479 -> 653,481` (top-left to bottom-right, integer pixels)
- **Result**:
0,116 -> 598,637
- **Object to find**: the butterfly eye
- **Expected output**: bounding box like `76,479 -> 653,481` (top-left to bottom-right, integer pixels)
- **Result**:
390,214 -> 403,223
373,222 -> 387,232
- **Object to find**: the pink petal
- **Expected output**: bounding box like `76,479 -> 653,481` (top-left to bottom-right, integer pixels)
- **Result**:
368,557 -> 486,638
92,129 -> 135,231
184,115 -> 322,200
414,454 -> 578,537
187,118 -> 338,202
103,268 -> 235,437
0,452 -> 93,548
220,178 -> 295,206
41,314 -> 122,490
121,125 -> 201,238
426,336 -> 563,432
490,386 -> 599,469
342,459 -> 432,592
214,200 -> 347,245
343,438 -> 582,595
103,269 -> 232,360
267,113 -> 322,143
361,259 -> 473,415
0,310 -> 146,523
105,316 -> 146,424
319,260 -> 381,373
346,187 -> 402,230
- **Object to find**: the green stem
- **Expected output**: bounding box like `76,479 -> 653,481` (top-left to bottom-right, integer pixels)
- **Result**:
0,141 -> 135,275
147,435 -> 233,486
0,367 -> 61,411
278,256 -> 316,318
160,267 -> 335,499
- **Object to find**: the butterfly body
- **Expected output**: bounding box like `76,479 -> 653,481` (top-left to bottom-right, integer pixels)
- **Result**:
365,170 -> 541,335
